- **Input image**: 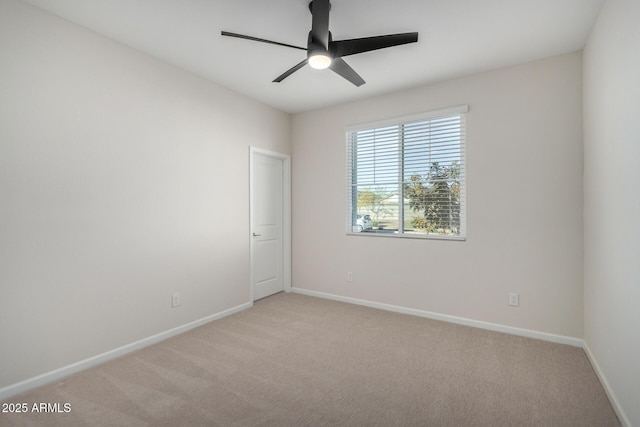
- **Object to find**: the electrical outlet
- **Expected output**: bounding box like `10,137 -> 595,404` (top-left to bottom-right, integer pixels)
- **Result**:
508,292 -> 519,307
347,272 -> 353,282
172,292 -> 181,308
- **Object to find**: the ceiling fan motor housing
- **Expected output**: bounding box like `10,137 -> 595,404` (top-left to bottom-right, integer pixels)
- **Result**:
307,31 -> 333,62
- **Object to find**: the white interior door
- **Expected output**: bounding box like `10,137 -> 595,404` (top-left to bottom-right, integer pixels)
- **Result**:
250,148 -> 290,301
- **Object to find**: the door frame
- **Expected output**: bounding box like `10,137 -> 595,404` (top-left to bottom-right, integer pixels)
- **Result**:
249,146 -> 291,302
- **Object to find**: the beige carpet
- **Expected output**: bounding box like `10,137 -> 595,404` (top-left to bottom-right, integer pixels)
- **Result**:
1,292 -> 619,426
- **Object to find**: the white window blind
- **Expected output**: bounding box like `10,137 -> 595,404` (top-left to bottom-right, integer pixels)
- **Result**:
346,106 -> 467,239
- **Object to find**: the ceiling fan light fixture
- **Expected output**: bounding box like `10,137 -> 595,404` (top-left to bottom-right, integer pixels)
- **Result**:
308,53 -> 332,69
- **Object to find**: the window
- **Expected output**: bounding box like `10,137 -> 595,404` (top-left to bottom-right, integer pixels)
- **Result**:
346,105 -> 467,240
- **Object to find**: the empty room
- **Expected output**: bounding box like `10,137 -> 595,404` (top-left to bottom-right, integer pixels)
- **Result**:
1,0 -> 638,425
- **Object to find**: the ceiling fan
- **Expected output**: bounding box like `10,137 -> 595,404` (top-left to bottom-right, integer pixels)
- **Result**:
221,0 -> 418,87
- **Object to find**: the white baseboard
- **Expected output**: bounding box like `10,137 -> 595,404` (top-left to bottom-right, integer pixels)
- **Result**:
0,302 -> 252,401
291,287 -> 584,347
583,342 -> 631,427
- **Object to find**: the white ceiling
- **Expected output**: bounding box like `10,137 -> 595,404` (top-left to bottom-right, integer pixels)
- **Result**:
22,0 -> 604,113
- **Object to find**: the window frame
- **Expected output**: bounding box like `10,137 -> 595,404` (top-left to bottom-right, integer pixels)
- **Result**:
346,105 -> 468,241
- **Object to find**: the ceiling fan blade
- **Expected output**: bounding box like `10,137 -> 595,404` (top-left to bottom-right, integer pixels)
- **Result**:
331,32 -> 418,57
329,58 -> 365,87
310,0 -> 331,49
273,59 -> 308,82
221,31 -> 306,51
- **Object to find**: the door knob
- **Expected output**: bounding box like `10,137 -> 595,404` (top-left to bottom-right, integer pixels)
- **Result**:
252,232 -> 261,237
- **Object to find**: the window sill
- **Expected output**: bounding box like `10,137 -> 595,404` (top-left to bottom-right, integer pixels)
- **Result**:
346,231 -> 466,241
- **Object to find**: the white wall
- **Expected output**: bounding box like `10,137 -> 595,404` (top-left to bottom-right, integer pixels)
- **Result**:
583,0 -> 640,425
0,0 -> 289,391
292,52 -> 584,339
